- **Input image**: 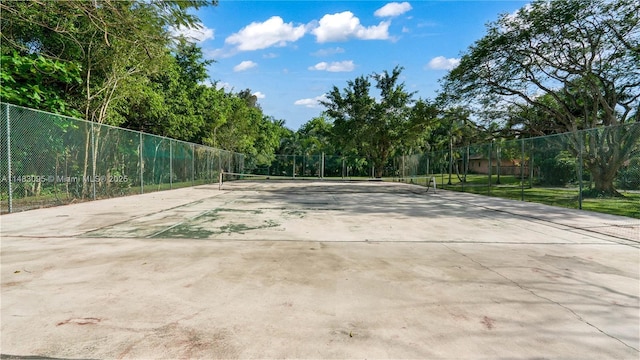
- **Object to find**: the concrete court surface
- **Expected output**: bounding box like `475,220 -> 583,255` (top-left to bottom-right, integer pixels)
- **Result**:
1,181 -> 639,360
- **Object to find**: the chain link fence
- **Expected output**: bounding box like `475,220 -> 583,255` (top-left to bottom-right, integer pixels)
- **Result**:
244,123 -> 639,217
394,123 -> 640,217
0,103 -> 244,213
248,154 -> 380,178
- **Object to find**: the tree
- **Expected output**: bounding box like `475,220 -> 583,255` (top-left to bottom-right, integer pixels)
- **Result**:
278,130 -> 301,156
443,108 -> 471,184
1,1 -> 217,197
298,116 -> 334,155
443,0 -> 640,196
205,88 -> 289,167
426,107 -> 481,184
321,66 -> 415,177
120,40 -> 212,142
251,116 -> 288,167
0,51 -> 83,117
402,99 -> 440,154
1,0 -> 216,125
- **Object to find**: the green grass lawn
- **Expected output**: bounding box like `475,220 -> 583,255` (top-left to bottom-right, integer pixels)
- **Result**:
428,175 -> 640,219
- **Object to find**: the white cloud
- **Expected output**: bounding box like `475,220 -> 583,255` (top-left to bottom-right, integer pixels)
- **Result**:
263,53 -> 278,59
312,11 -> 390,43
294,94 -> 328,108
253,91 -> 266,99
426,56 -> 460,70
233,60 -> 258,72
170,24 -> 215,42
226,16 -> 306,51
215,81 -> 233,92
204,47 -> 236,60
311,47 -> 346,57
374,2 -> 412,17
308,60 -> 355,72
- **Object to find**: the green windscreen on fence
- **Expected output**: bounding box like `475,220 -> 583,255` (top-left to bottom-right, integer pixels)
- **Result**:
2,102 -> 638,217
0,103 -> 244,213
241,124 -> 639,218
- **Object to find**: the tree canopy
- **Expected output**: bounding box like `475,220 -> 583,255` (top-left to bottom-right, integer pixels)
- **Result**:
0,0 -> 287,168
321,66 -> 436,177
444,0 -> 639,130
441,0 -> 639,195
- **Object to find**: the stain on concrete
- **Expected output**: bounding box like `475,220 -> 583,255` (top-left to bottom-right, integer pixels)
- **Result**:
56,317 -> 102,326
480,316 -> 495,330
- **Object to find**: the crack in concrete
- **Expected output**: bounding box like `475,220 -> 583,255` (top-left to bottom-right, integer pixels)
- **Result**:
442,244 -> 640,353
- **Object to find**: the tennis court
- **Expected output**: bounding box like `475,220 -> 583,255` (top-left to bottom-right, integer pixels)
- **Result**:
1,180 -> 639,359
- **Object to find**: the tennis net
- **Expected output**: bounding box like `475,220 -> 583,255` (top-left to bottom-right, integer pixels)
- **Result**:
218,172 -> 437,194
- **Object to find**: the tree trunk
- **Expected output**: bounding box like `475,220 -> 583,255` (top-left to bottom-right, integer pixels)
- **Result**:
588,163 -> 623,197
374,145 -> 391,178
577,125 -> 640,197
373,154 -> 385,177
455,162 -> 464,182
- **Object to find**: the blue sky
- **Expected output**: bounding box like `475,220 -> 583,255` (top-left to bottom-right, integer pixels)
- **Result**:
171,1 -> 529,131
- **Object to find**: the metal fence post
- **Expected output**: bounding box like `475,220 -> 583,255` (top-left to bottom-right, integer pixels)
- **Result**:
170,140 -> 173,190
217,148 -> 221,175
447,139 -> 453,185
426,151 -> 430,177
6,105 -> 12,213
462,146 -> 468,192
91,122 -> 96,200
578,134 -> 583,210
488,140 -> 493,194
529,144 -> 534,188
191,143 -> 195,185
496,143 -> 501,185
140,132 -> 144,194
521,138 -> 525,201
208,148 -> 212,184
